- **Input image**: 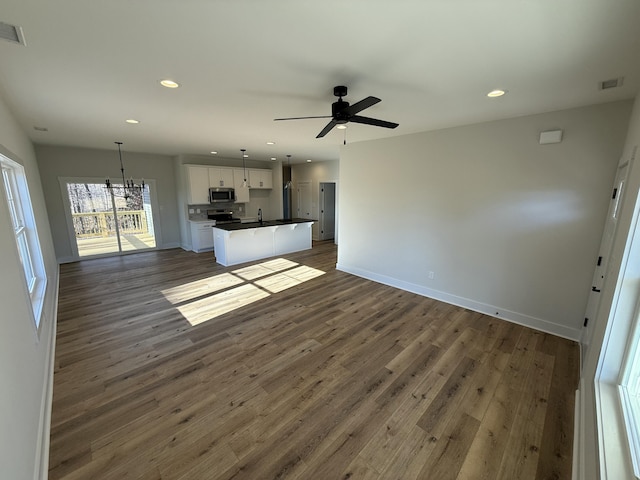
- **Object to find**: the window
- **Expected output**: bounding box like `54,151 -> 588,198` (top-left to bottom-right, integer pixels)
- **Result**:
1,154 -> 47,330
595,186 -> 640,479
620,325 -> 640,479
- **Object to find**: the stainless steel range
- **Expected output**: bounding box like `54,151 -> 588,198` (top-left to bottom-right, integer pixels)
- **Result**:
207,209 -> 241,225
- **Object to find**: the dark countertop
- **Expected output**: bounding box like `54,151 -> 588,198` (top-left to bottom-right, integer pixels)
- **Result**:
213,218 -> 315,232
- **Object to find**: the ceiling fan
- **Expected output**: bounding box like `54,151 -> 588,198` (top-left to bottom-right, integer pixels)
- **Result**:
274,85 -> 399,138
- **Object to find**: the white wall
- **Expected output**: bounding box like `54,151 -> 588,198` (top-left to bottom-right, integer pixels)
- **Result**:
0,94 -> 59,478
36,145 -> 181,261
338,101 -> 632,340
291,160 -> 339,240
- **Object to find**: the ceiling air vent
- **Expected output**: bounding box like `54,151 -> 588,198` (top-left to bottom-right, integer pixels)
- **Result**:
0,22 -> 26,46
599,77 -> 624,90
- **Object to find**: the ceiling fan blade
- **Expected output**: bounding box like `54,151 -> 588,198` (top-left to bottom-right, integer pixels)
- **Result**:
274,115 -> 332,121
316,120 -> 338,138
350,115 -> 399,129
344,96 -> 381,116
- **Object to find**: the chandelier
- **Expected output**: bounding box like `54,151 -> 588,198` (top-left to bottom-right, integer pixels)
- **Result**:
105,141 -> 145,200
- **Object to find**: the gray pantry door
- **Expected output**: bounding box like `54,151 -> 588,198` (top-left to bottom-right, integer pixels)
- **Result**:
319,182 -> 336,240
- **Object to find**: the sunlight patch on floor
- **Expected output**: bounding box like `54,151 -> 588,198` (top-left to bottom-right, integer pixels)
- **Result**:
160,273 -> 244,304
162,258 -> 326,327
255,265 -> 325,293
232,258 -> 299,280
177,284 -> 270,326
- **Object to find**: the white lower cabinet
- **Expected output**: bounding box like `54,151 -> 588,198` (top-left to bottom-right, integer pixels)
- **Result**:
190,222 -> 215,253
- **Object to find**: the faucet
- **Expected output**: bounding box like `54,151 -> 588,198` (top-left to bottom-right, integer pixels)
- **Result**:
258,208 -> 263,224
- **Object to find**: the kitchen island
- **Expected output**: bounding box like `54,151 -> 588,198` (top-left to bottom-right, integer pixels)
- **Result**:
212,218 -> 315,266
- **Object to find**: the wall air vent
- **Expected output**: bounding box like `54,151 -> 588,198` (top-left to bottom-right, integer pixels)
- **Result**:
600,77 -> 624,90
0,22 -> 26,46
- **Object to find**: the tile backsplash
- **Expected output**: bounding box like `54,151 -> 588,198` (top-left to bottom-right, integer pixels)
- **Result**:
187,203 -> 244,221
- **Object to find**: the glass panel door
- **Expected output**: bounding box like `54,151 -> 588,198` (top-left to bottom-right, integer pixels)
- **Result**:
65,182 -> 156,257
113,184 -> 156,252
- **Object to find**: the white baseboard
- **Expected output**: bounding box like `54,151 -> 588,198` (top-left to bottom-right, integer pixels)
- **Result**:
573,386 -> 581,480
160,242 -> 181,250
34,267 -> 59,480
336,262 -> 581,341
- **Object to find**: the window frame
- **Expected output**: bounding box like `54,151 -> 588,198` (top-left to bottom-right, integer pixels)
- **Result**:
1,154 -> 47,333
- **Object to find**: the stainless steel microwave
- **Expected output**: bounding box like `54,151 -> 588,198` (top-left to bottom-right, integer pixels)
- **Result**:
209,187 -> 235,203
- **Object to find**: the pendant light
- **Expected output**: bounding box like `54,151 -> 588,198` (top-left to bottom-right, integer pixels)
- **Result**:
241,149 -> 248,188
284,154 -> 292,190
105,141 -> 145,200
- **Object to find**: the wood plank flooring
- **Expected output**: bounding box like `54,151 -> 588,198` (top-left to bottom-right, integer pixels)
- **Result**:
50,241 -> 579,479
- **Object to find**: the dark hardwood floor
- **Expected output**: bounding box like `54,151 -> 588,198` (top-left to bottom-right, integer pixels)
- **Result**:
49,241 -> 579,479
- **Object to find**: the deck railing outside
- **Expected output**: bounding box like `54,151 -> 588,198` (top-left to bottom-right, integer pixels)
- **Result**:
72,210 -> 149,238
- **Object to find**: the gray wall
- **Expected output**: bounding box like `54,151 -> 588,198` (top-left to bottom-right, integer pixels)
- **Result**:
35,145 -> 181,261
338,100 -> 632,340
0,93 -> 59,478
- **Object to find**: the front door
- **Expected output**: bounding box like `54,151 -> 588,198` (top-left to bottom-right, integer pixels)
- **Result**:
582,155 -> 632,363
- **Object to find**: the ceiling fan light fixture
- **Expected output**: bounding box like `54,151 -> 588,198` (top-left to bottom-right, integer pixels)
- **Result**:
487,89 -> 506,98
125,119 -> 140,124
336,125 -> 347,130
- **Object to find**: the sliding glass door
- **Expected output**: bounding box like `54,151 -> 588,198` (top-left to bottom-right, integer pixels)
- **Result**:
63,181 -> 156,258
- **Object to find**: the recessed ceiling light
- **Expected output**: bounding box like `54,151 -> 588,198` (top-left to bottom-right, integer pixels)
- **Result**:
336,125 -> 347,130
125,119 -> 139,124
306,159 -> 312,163
487,89 -> 506,98
266,141 -> 275,145
271,157 -> 276,161
160,79 -> 180,88
210,151 -> 218,155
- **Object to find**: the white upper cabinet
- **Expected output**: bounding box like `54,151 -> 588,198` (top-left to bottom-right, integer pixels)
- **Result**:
186,165 -> 272,204
233,168 -> 250,203
187,166 -> 210,204
248,169 -> 273,189
209,167 -> 234,188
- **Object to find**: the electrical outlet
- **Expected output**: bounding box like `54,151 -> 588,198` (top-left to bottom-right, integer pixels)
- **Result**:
188,208 -> 195,214
428,271 -> 435,280
196,209 -> 201,214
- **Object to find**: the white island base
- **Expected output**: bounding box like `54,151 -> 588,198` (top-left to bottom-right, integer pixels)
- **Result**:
213,221 -> 314,267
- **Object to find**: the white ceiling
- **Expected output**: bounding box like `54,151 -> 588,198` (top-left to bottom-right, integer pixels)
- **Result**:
1,0 -> 639,164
